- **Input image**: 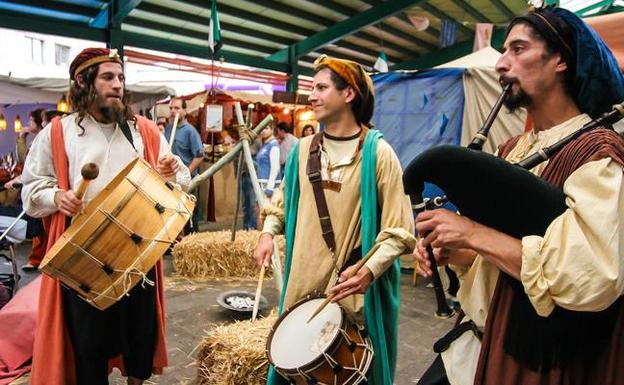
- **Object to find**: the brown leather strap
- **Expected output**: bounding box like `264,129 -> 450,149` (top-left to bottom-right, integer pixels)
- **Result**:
307,132 -> 336,254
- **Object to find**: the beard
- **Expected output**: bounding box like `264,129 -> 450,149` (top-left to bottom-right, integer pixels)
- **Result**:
97,96 -> 126,124
500,75 -> 531,113
100,105 -> 125,123
504,88 -> 532,112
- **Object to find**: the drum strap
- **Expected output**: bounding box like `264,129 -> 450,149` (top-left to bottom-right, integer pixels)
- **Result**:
120,120 -> 137,152
307,132 -> 336,254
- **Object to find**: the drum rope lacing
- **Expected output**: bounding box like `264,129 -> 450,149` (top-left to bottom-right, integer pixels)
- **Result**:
51,165 -> 193,306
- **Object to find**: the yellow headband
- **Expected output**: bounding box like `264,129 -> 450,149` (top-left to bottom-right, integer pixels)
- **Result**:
313,54 -> 367,96
72,49 -> 123,80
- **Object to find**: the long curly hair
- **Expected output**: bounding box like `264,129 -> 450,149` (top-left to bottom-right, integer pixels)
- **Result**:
68,64 -> 135,134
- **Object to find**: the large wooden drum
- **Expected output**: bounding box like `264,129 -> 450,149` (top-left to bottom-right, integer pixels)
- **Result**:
267,296 -> 374,385
40,158 -> 195,310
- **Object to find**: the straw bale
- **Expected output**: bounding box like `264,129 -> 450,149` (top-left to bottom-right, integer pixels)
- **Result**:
196,311 -> 277,385
173,230 -> 285,280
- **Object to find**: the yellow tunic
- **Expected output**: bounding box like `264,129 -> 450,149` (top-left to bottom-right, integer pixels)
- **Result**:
262,134 -> 415,317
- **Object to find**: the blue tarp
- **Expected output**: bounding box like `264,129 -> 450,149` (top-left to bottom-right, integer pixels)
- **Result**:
372,68 -> 465,168
372,68 -> 465,207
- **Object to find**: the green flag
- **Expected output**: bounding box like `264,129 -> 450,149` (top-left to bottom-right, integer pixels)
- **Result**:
208,1 -> 222,58
374,51 -> 389,72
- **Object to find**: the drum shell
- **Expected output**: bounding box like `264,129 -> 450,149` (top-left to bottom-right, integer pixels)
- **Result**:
267,296 -> 373,385
40,158 -> 195,310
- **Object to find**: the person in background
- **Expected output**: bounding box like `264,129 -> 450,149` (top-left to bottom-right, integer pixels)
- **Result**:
156,117 -> 167,134
273,122 -> 298,171
301,124 -> 315,137
255,125 -> 281,199
5,108 -> 46,271
166,98 -> 204,233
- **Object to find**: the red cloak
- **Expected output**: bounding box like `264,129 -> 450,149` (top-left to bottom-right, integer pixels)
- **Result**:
29,115 -> 168,385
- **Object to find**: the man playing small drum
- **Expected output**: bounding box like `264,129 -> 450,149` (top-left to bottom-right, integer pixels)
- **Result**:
255,55 -> 415,385
21,47 -> 190,385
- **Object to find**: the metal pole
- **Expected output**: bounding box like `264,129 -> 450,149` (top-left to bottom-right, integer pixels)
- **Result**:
0,209 -> 26,244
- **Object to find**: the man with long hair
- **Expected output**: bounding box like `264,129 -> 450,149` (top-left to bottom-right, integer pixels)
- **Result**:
413,5 -> 624,385
255,55 -> 415,385
21,47 -> 190,385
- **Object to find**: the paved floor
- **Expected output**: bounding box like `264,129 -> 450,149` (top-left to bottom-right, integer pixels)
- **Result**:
4,224 -> 456,385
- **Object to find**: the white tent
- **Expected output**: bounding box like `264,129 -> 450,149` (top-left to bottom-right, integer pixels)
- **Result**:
0,75 -> 175,112
437,46 -> 527,154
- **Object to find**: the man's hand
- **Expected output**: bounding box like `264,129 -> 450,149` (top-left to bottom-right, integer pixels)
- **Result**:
4,177 -> 19,190
416,208 -> 523,279
416,208 -> 478,250
413,239 -> 477,278
413,239 -> 449,278
254,232 -> 274,267
328,265 -> 374,302
157,155 -> 180,178
54,190 -> 82,217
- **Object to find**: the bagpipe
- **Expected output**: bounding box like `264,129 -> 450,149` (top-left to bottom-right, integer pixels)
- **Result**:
403,84 -> 624,319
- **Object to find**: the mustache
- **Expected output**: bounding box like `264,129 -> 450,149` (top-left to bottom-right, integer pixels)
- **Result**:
499,75 -> 518,87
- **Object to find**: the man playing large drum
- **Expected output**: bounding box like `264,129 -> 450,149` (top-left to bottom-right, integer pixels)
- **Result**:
255,55 -> 415,385
21,47 -> 190,385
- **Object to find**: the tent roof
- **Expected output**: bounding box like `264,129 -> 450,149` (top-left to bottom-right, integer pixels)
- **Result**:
0,0 -> 531,75
0,1 -> 619,77
0,74 -> 174,104
435,46 -> 501,68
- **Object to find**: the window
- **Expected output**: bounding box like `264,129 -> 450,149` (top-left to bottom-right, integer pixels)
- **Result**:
26,37 -> 44,64
55,44 -> 70,66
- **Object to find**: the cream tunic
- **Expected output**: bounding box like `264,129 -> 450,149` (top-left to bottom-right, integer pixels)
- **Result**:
456,114 -> 624,327
262,134 -> 416,316
21,113 -> 191,218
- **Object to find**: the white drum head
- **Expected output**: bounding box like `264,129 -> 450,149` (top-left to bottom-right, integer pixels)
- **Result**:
270,298 -> 343,369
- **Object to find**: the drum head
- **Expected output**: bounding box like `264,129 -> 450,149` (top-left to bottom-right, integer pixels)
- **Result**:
269,298 -> 343,369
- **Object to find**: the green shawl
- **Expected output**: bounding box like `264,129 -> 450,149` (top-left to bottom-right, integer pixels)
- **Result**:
267,130 -> 401,385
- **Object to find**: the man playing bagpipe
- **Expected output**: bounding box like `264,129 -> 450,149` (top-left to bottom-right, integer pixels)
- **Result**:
413,5 -> 624,385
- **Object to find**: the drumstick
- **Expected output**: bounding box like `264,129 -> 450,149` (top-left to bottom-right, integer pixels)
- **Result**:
75,163 -> 99,200
168,113 -> 180,150
251,264 -> 266,322
306,244 -> 381,324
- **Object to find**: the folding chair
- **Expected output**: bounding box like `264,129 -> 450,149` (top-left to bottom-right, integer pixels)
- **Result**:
0,215 -> 27,297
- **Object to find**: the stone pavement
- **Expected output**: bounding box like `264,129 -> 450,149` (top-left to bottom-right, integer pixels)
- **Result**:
7,232 -> 455,385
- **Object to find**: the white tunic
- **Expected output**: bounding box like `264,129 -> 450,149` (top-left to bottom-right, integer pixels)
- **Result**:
21,113 -> 191,218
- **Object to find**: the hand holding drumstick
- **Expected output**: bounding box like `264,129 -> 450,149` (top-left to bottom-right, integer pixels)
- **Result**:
54,163 -> 99,217
307,244 -> 380,323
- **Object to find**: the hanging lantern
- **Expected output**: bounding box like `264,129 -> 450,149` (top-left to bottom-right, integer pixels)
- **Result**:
0,114 -> 7,131
57,94 -> 69,113
14,115 -> 22,133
